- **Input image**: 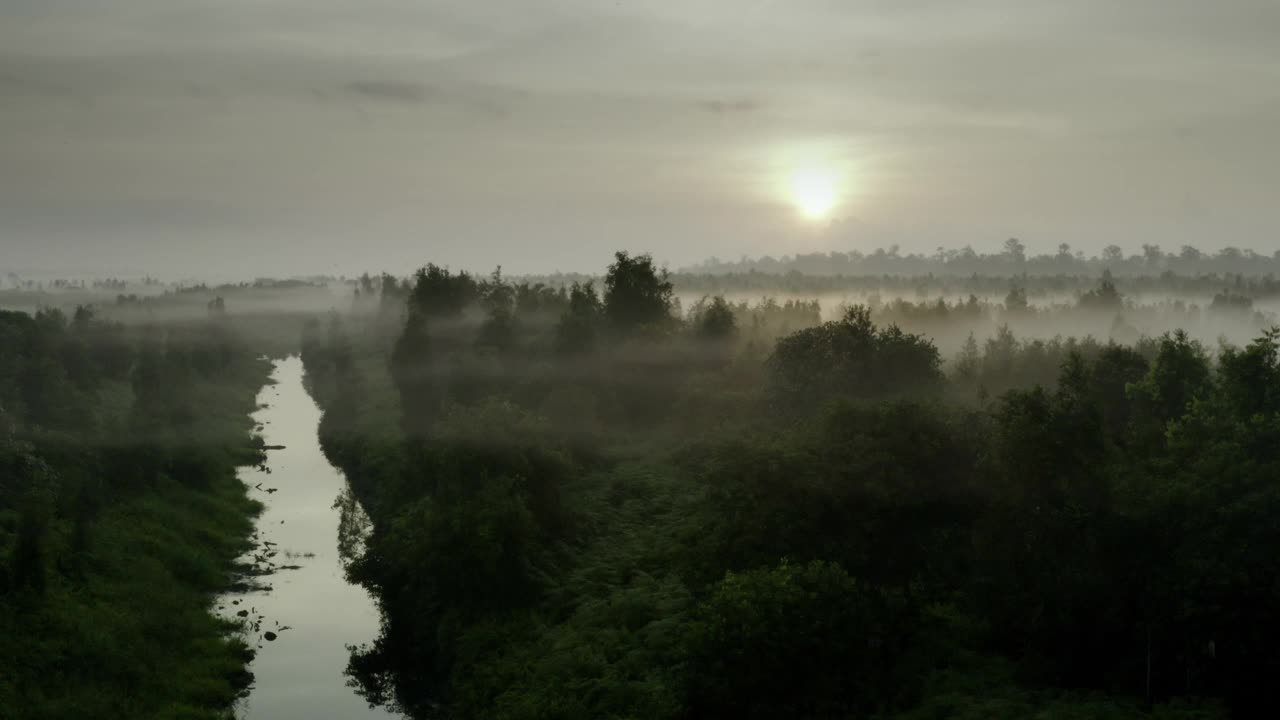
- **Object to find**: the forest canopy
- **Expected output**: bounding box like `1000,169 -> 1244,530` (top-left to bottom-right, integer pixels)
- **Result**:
295,250 -> 1280,719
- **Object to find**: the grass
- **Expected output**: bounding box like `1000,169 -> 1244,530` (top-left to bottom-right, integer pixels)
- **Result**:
1,466 -> 263,719
1,349 -> 272,720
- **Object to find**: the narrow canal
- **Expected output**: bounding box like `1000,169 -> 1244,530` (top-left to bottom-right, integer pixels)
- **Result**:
220,356 -> 399,719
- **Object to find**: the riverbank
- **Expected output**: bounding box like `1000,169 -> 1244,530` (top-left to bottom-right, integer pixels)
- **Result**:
0,315 -> 271,719
0,463 -> 265,718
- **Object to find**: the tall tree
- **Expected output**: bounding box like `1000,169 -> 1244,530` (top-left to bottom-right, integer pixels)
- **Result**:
603,251 -> 674,334
391,310 -> 435,435
555,282 -> 603,355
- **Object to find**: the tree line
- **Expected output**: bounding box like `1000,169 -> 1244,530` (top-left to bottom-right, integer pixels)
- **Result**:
688,240 -> 1280,278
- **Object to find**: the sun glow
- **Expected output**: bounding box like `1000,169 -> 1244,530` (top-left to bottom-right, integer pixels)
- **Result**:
787,168 -> 840,220
761,139 -> 859,224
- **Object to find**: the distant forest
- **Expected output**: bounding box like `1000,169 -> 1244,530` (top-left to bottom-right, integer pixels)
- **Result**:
684,240 -> 1280,277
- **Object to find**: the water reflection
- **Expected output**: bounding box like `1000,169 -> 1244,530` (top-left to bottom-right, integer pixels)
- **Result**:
219,356 -> 401,719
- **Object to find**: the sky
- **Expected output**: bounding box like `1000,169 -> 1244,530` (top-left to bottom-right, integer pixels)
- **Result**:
2,1 -> 1278,278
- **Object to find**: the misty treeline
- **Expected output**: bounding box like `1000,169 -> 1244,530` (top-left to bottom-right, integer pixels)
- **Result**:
671,269 -> 1280,308
301,250 -> 1280,719
689,239 -> 1280,278
355,263 -> 1271,367
0,274 -> 342,327
0,307 -> 270,718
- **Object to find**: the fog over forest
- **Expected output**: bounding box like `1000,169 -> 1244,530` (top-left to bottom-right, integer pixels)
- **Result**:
4,2 -> 1280,720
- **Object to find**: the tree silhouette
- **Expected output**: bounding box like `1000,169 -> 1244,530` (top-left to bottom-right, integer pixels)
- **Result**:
603,251 -> 674,335
555,282 -> 603,355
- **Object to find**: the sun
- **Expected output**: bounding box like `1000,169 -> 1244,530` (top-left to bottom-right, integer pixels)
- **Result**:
760,139 -> 857,223
786,168 -> 839,221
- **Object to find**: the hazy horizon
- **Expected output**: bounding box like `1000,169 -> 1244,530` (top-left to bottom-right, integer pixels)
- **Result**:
4,1 -> 1278,277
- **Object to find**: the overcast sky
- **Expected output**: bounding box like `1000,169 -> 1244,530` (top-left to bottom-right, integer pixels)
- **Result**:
2,1 -> 1278,277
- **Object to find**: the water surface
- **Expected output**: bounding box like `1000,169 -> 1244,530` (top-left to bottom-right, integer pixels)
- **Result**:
220,356 -> 399,719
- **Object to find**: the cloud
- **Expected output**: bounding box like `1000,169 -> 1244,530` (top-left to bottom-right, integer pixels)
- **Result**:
1,0 -> 1278,276
343,79 -> 508,117
344,80 -> 433,104
695,98 -> 758,115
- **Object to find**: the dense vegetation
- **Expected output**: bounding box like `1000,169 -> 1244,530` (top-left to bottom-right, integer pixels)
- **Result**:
4,245 -> 1279,719
301,251 -> 1280,719
0,307 -> 271,719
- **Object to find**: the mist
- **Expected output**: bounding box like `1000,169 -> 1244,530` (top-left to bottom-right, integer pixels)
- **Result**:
4,2 -> 1280,719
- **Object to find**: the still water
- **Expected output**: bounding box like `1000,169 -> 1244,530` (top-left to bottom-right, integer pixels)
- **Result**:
219,356 -> 399,719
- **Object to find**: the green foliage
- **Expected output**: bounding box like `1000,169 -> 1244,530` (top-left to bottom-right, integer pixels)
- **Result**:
555,281 -> 604,355
0,308 -> 270,719
603,251 -> 675,335
408,263 -> 478,318
1216,327 -> 1280,418
1128,330 -> 1211,435
895,653 -> 1226,720
300,251 -> 1280,719
689,402 -> 977,594
390,309 -> 436,435
689,295 -> 737,340
686,560 -> 903,720
476,267 -> 519,353
948,325 -> 1115,402
455,574 -> 692,720
4,444 -> 57,594
767,305 -> 942,411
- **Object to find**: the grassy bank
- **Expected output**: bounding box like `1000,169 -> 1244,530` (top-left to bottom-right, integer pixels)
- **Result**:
0,473 -> 263,718
1,311 -> 272,719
